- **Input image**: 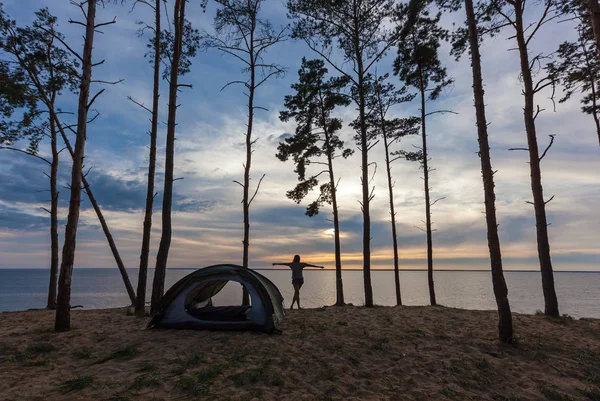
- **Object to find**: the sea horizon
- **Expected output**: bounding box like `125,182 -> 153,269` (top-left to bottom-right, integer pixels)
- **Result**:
2,269 -> 599,319
1,267 -> 599,273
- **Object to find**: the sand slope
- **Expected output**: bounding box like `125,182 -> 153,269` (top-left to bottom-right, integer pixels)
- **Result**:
0,306 -> 599,400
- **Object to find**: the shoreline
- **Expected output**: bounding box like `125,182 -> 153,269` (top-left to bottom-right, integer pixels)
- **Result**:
3,304 -> 600,320
1,305 -> 599,400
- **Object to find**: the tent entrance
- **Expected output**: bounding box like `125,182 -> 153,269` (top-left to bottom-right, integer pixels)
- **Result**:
184,278 -> 256,323
187,305 -> 251,322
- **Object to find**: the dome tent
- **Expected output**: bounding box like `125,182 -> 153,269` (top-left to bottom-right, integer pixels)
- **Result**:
148,264 -> 285,333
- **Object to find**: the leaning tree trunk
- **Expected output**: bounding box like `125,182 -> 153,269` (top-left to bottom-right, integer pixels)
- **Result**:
513,1 -> 559,316
47,108 -> 59,310
55,0 -> 96,332
587,0 -> 600,59
151,0 -> 185,314
83,177 -> 137,304
465,0 -> 513,342
50,110 -> 136,305
418,64 -> 436,306
135,0 -> 161,317
382,123 -> 402,306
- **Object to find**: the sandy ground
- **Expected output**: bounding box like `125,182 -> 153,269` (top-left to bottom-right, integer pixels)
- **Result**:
0,306 -> 599,401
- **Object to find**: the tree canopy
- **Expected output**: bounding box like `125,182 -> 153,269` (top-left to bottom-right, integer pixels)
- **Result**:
277,57 -> 352,216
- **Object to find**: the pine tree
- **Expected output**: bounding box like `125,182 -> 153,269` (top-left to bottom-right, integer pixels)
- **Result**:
287,0 -> 400,306
439,0 -> 515,341
129,0 -> 163,317
54,0 -> 100,331
394,0 -> 452,306
0,5 -> 138,315
151,0 -> 201,314
0,8 -> 78,310
363,74 -> 419,306
491,0 -> 560,316
203,0 -> 286,305
277,58 -> 352,306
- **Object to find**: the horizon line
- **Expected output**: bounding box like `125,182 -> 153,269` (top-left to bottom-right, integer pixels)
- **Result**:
0,268 -> 598,273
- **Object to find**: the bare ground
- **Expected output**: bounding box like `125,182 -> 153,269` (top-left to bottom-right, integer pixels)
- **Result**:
0,306 -> 599,401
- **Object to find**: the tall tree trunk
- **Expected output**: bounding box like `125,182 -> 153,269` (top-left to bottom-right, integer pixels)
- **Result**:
44,40 -> 60,311
374,83 -> 401,306
47,108 -> 59,310
323,118 -> 344,306
241,77 -> 253,306
350,11 -> 373,307
135,0 -> 161,317
465,0 -> 513,342
381,116 -> 402,306
55,0 -> 97,332
151,0 -> 186,314
513,1 -> 559,317
587,0 -> 600,58
316,90 -> 344,306
328,164 -> 344,306
357,66 -> 373,307
417,64 -> 436,306
241,15 -> 257,307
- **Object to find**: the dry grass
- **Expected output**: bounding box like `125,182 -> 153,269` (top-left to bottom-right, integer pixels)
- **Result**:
0,306 -> 599,400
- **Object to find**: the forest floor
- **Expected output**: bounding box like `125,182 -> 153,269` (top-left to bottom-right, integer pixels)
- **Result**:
0,306 -> 599,401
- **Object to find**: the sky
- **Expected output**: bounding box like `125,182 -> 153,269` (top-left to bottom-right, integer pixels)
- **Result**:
0,0 -> 599,272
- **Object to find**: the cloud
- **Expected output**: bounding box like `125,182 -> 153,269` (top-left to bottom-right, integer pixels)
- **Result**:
0,209 -> 49,230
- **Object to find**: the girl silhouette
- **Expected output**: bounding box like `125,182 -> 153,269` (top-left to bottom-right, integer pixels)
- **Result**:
272,255 -> 324,309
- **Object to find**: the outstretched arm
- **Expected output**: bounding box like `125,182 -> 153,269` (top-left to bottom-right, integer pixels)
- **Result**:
272,262 -> 291,267
305,263 -> 325,269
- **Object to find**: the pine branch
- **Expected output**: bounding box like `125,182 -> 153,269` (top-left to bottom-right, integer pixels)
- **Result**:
248,174 -> 266,205
38,26 -> 83,62
94,17 -> 117,30
302,38 -> 357,86
539,134 -> 555,162
430,196 -> 445,207
87,89 -> 105,110
221,80 -> 249,91
0,147 -> 52,165
425,110 -> 458,117
127,96 -> 153,114
91,78 -> 124,85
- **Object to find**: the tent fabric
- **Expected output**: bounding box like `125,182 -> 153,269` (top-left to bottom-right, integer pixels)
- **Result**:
147,264 -> 285,333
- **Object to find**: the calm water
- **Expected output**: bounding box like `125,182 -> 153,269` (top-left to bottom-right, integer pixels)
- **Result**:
1,269 -> 599,318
